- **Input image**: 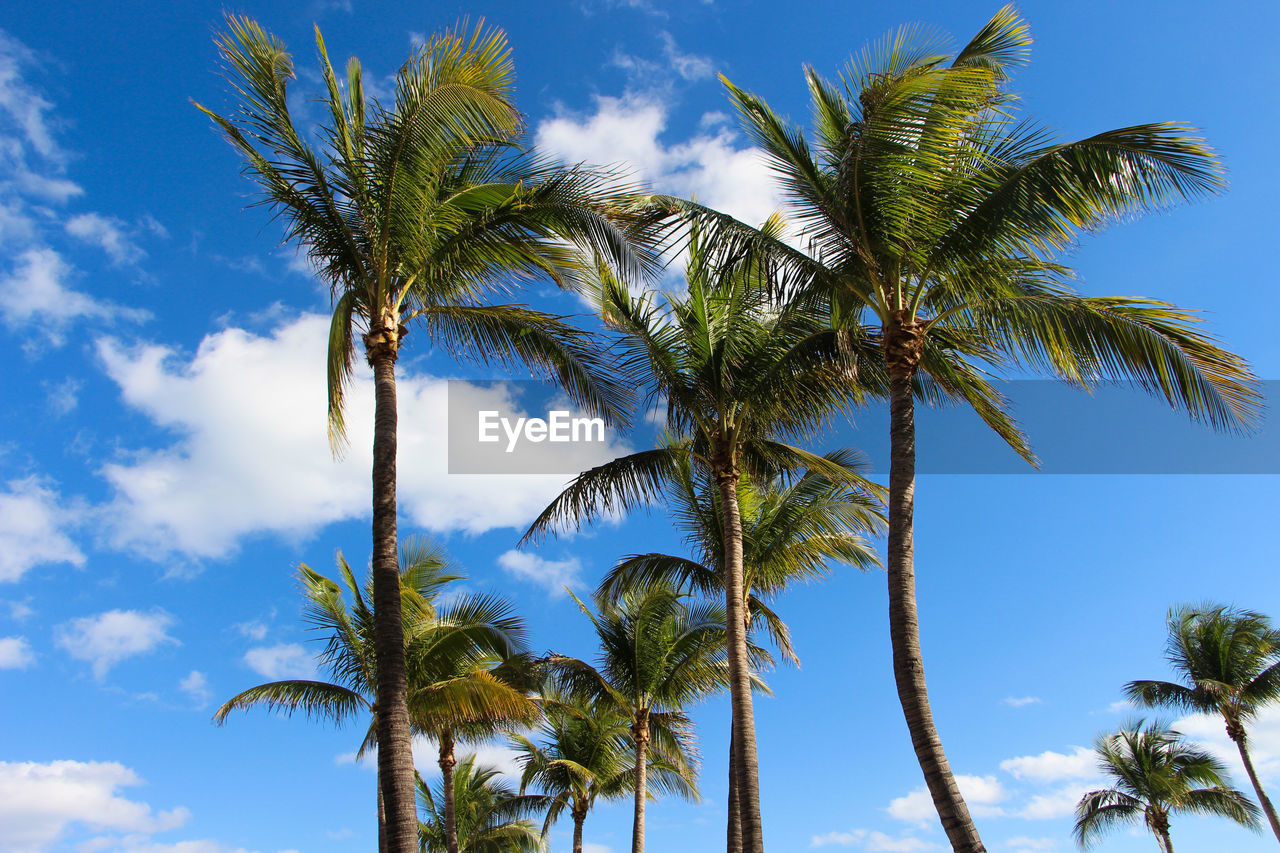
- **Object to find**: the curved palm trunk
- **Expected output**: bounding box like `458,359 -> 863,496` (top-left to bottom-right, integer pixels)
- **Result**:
572,804 -> 587,853
715,445 -> 764,853
1229,725 -> 1280,841
886,341 -> 985,853
632,709 -> 650,853
369,336 -> 418,853
727,726 -> 742,852
378,777 -> 388,853
1150,811 -> 1175,853
439,730 -> 460,853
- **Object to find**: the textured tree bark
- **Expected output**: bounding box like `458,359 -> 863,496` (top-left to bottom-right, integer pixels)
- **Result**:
377,775 -> 388,853
368,326 -> 418,853
1230,724 -> 1280,841
885,318 -> 985,853
440,730 -> 460,853
727,726 -> 742,853
632,710 -> 650,853
715,436 -> 764,853
572,805 -> 586,853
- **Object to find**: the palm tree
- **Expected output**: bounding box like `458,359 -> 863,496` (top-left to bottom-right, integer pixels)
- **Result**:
525,222 -> 872,853
513,689 -> 687,853
646,8 -> 1260,849
416,758 -> 548,853
1126,603 -> 1280,841
1075,721 -> 1260,852
198,20 -> 655,851
213,539 -> 528,853
595,449 -> 882,847
550,586 -> 722,853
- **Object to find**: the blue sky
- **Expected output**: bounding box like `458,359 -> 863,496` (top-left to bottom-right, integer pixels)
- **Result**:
2,1 -> 1279,852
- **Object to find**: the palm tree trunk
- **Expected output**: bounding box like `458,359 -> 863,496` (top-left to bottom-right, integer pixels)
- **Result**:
378,777 -> 388,853
885,338 -> 985,853
440,730 -> 460,853
1157,826 -> 1175,853
1230,726 -> 1280,841
632,710 -> 650,853
727,725 -> 742,853
368,332 -> 418,853
572,806 -> 586,853
714,442 -> 764,853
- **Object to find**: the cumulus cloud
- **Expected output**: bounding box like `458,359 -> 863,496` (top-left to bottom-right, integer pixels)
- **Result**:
55,609 -> 177,679
536,93 -> 783,230
1015,782 -> 1100,820
999,747 -> 1096,783
0,635 -> 34,668
496,550 -> 583,596
810,829 -> 941,851
0,760 -> 190,853
243,643 -> 316,680
1176,704 -> 1280,784
888,775 -> 1007,824
66,212 -> 145,265
0,476 -> 84,582
0,248 -> 145,345
97,313 -> 625,561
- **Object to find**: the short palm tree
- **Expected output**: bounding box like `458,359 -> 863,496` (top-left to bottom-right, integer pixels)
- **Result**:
1075,721 -> 1260,852
549,587 -> 721,853
416,758 -> 548,853
198,20 -> 654,851
595,449 -> 882,847
1126,603 -> 1280,841
213,539 -> 527,853
648,9 -> 1259,849
513,689 -> 688,853
525,221 -> 871,853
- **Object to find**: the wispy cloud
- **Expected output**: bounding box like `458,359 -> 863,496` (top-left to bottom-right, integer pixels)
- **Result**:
497,550 -> 583,597
55,609 -> 177,680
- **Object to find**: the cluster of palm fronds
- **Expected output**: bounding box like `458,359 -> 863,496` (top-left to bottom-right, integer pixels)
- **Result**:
1074,604 -> 1280,851
200,5 -> 1263,853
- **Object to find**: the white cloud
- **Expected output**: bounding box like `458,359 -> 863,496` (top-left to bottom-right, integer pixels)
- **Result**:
999,747 -> 1096,783
0,760 -> 190,853
1004,838 -> 1058,852
179,670 -> 211,708
496,550 -> 583,596
0,635 -> 33,668
97,314 -> 626,560
5,598 -> 34,620
536,93 -> 782,229
582,844 -> 611,853
810,829 -> 942,851
0,476 -> 84,582
243,643 -> 315,680
47,376 -> 80,414
55,609 -> 177,679
0,248 -> 145,345
233,619 -> 269,641
0,31 -> 63,161
66,212 -> 145,265
888,775 -> 1007,824
1002,696 -> 1042,708
611,32 -> 715,84
1016,783 -> 1099,820
412,736 -> 524,782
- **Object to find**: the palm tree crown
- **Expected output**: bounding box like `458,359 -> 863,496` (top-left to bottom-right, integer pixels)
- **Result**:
416,757 -> 548,853
1126,603 -> 1280,839
1074,721 -> 1259,852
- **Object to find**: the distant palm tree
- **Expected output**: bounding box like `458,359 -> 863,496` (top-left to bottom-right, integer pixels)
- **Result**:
649,8 -> 1259,849
525,222 -> 871,853
1075,721 -> 1259,852
513,689 -> 691,853
550,587 -> 724,853
595,449 -> 882,847
1126,603 -> 1280,841
416,757 -> 548,853
213,539 -> 527,853
198,20 -> 654,850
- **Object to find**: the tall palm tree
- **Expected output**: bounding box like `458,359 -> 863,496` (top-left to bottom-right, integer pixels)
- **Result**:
646,8 -> 1260,849
1126,603 -> 1280,841
595,449 -> 882,848
1074,721 -> 1260,852
198,20 -> 655,851
525,222 -> 872,853
513,689 -> 689,853
213,539 -> 527,853
550,587 -> 722,853
416,758 -> 548,853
